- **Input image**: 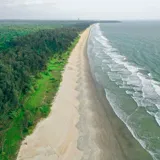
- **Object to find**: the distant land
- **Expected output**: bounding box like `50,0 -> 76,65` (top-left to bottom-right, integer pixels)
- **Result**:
0,19 -> 121,24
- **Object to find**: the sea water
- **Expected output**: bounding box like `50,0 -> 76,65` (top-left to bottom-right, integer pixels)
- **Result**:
87,21 -> 160,160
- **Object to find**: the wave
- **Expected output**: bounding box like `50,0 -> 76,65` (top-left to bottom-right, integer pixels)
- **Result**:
94,23 -> 160,126
90,23 -> 160,160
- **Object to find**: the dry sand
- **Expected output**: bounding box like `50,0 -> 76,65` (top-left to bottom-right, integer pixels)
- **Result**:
17,28 -> 90,160
17,27 -> 152,160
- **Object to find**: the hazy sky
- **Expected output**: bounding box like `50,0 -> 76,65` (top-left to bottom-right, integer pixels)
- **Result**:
0,0 -> 160,20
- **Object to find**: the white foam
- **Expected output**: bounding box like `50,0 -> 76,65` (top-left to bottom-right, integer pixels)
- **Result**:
155,112 -> 160,126
104,89 -> 157,159
152,82 -> 160,97
126,90 -> 133,95
156,105 -> 160,110
93,23 -> 160,112
90,24 -> 160,160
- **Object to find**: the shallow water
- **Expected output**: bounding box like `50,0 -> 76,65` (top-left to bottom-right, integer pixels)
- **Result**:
87,22 -> 160,160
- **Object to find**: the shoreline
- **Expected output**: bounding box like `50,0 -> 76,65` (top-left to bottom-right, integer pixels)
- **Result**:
86,27 -> 153,159
76,26 -> 152,159
17,26 -> 152,160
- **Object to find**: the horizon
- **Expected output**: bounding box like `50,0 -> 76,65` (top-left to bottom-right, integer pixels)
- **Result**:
1,0 -> 160,20
0,19 -> 160,21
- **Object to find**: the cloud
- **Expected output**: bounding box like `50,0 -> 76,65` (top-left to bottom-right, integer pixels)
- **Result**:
1,0 -> 160,20
24,0 -> 56,6
3,0 -> 56,6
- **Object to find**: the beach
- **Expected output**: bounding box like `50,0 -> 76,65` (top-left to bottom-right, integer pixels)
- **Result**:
17,28 -> 90,160
17,27 -> 152,160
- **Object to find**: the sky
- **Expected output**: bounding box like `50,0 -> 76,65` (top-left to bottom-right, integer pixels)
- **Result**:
0,0 -> 160,20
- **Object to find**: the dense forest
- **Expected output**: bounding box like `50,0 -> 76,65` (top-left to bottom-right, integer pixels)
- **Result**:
0,21 -> 91,159
0,27 -> 80,113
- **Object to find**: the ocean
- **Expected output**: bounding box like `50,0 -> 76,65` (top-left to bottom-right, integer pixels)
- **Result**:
87,22 -> 160,160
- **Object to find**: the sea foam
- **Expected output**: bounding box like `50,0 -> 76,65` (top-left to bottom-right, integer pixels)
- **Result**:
94,24 -> 160,126
89,23 -> 160,160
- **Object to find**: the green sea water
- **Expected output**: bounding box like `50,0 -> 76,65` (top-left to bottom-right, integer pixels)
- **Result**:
87,21 -> 160,160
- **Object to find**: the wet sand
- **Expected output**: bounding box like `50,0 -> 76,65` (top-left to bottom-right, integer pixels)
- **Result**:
17,27 -> 152,160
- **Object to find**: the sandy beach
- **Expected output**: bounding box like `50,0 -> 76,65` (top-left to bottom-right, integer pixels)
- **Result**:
17,28 -> 90,160
17,27 -> 152,160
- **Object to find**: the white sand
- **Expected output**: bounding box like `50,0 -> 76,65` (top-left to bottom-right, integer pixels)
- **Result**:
17,28 -> 90,160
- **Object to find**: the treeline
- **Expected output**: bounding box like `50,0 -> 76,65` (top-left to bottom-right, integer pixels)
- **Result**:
0,23 -> 90,118
0,21 -> 91,51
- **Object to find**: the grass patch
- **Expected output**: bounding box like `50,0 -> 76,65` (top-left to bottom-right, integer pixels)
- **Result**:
0,36 -> 80,160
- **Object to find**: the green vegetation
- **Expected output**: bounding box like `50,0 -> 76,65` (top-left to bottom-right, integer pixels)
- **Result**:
0,21 -> 91,160
0,23 -> 59,51
0,20 -> 90,51
0,20 -> 118,52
